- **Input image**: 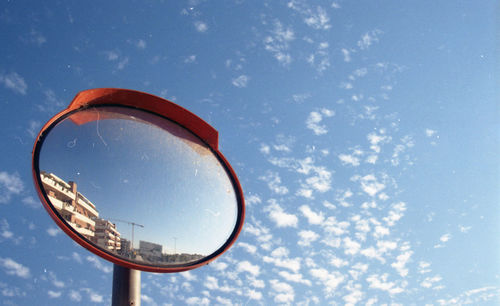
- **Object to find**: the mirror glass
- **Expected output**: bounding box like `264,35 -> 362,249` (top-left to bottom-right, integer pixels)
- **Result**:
37,105 -> 239,267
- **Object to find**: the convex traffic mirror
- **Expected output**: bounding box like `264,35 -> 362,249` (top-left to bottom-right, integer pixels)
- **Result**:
32,88 -> 245,273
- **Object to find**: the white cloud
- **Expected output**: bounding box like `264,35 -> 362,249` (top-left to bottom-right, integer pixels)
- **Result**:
306,110 -> 333,135
47,271 -> 64,288
383,202 -> 407,226
194,21 -> 208,32
204,276 -> 219,290
72,252 -> 83,264
343,237 -> 361,255
391,250 -> 412,277
141,294 -> 155,304
367,131 -> 390,153
299,205 -> 324,225
69,290 -> 82,302
181,271 -> 197,281
103,50 -> 129,70
263,247 -> 301,273
343,282 -> 364,305
366,273 -> 403,294
86,256 -> 112,273
186,296 -> 209,305
117,57 -> 129,70
365,155 -> 378,164
215,296 -> 232,305
184,55 -> 196,63
329,256 -> 348,268
0,219 -> 14,241
271,247 -> 289,258
22,29 -> 47,46
373,225 -> 390,238
246,194 -> 262,206
292,93 -> 311,103
323,216 -> 350,236
301,164 -> 331,194
260,143 -> 271,154
270,279 -> 295,304
265,200 -> 298,228
298,230 -> 319,246
307,42 -> 331,73
210,261 -> 228,271
232,75 -> 249,88
357,29 -> 383,50
245,289 -> 262,300
436,286 -> 500,305
309,268 -> 345,295
237,260 -> 260,276
104,50 -> 119,61
264,21 -> 294,65
303,6 -> 330,30
238,242 -> 257,254
459,225 -> 472,233
287,2 -> 331,30
48,290 -> 61,298
341,48 -> 351,62
81,288 -> 104,303
279,271 -> 311,286
425,128 -> 437,137
47,227 -> 61,237
136,39 -> 146,49
259,172 -> 288,195
339,154 -> 360,166
360,246 -> 385,263
26,120 -> 41,138
0,72 -> 27,95
418,261 -> 432,274
0,257 -> 30,278
439,233 -> 451,242
421,275 -> 442,288
353,174 -> 385,197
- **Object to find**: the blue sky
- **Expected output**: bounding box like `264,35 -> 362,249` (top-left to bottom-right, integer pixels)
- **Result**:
0,0 -> 498,305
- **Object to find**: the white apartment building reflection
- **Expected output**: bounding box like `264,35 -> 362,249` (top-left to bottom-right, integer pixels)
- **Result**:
40,171 -> 120,252
94,218 -> 121,251
40,171 -> 99,240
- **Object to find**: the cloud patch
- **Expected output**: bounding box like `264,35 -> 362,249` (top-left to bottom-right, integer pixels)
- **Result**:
306,108 -> 334,135
0,72 -> 27,95
0,257 -> 30,278
0,171 -> 23,204
265,200 -> 298,228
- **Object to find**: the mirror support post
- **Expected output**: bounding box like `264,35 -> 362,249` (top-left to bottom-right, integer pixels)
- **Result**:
112,264 -> 141,306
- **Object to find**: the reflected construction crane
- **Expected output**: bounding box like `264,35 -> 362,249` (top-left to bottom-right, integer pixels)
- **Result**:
110,218 -> 144,250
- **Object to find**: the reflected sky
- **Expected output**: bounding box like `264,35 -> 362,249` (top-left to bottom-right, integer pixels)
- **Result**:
38,106 -> 238,258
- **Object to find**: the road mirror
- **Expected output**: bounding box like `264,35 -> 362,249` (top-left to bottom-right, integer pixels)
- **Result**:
32,89 -> 245,273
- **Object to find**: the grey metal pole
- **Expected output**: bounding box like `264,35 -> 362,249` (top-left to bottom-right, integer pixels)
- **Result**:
112,264 -> 141,306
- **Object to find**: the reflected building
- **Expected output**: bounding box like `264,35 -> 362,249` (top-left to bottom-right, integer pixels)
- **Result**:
139,240 -> 162,262
93,218 -> 121,251
40,171 -> 99,240
120,239 -> 131,253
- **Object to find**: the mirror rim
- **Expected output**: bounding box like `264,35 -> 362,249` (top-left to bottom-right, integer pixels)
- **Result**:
31,88 -> 245,273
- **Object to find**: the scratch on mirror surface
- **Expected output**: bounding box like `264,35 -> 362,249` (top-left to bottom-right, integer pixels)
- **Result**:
67,138 -> 77,148
95,112 -> 107,146
205,209 -> 221,217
